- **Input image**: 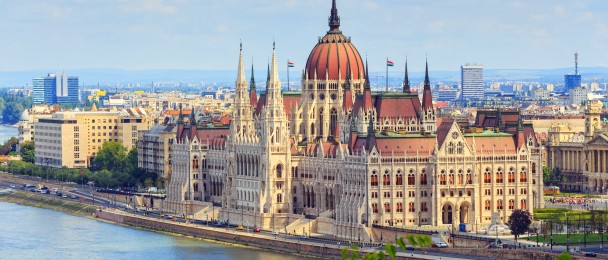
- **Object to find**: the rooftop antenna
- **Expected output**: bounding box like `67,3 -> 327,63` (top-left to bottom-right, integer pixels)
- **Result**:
574,52 -> 579,75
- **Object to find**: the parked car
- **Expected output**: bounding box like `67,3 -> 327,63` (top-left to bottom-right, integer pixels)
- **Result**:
56,192 -> 63,197
271,231 -> 279,236
9,185 -> 16,188
584,251 -> 597,257
300,234 -> 309,239
253,227 -> 261,232
406,245 -> 415,251
70,195 -> 77,199
236,225 -> 244,230
62,194 -> 68,198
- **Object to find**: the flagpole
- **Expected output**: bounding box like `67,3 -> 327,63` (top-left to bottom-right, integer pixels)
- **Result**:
385,57 -> 389,92
287,59 -> 290,91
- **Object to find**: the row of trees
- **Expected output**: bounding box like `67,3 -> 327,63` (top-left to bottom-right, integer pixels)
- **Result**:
543,166 -> 566,187
0,89 -> 32,124
2,141 -> 165,190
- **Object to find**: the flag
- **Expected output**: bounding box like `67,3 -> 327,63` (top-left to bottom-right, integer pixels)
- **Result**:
288,61 -> 295,68
387,59 -> 394,67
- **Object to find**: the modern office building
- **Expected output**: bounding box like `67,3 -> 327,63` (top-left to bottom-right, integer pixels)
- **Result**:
461,64 -> 484,100
32,73 -> 79,105
34,108 -> 150,168
564,53 -> 582,92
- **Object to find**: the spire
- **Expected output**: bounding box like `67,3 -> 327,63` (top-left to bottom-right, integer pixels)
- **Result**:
403,57 -> 410,93
266,62 -> 270,82
421,59 -> 433,111
177,103 -> 184,124
366,114 -> 376,152
328,0 -> 341,33
364,58 -> 371,91
270,41 -> 280,83
236,41 -> 246,85
190,107 -> 196,126
361,57 -> 373,110
250,63 -> 256,91
343,62 -> 353,110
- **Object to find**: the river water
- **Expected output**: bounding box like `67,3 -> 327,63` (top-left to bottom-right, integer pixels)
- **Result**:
0,124 -> 17,144
0,202 -> 313,260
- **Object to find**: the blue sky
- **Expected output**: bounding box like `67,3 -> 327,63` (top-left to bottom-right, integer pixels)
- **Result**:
1,0 -> 607,73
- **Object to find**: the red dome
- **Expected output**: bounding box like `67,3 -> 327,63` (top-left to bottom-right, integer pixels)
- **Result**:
304,0 -> 364,81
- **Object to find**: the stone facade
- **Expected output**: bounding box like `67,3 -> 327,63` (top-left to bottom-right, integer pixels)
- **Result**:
165,0 -> 543,240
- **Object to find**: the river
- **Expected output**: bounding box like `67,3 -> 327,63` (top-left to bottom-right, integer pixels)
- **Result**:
0,202 -> 313,260
0,124 -> 17,144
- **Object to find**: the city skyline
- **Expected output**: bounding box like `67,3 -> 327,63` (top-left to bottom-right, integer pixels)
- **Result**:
0,0 -> 607,73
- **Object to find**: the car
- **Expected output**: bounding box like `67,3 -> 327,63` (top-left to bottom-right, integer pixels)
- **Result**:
56,192 -> 62,197
584,251 -> 597,257
30,188 -> 36,192
253,227 -> 261,232
236,225 -> 244,230
62,194 -> 68,198
406,245 -> 415,251
70,195 -> 77,199
300,234 -> 309,239
9,185 -> 16,188
271,231 -> 279,236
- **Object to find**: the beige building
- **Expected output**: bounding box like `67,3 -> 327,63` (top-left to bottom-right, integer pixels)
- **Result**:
34,108 -> 150,168
137,124 -> 176,181
546,100 -> 608,192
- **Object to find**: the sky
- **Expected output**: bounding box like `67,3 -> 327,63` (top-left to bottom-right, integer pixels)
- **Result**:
1,0 -> 607,73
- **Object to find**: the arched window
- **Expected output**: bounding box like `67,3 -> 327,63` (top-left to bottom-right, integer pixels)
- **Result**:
318,108 -> 324,136
407,174 -> 415,185
496,169 -> 503,183
497,200 -> 503,210
485,200 -> 491,211
532,163 -> 536,174
193,183 -> 199,192
330,108 -> 338,137
383,172 -> 391,186
372,203 -> 378,213
408,202 -> 415,212
371,172 -> 378,187
508,199 -> 515,210
420,170 -> 428,185
520,199 -> 527,209
396,203 -> 403,212
277,193 -> 283,203
508,170 -> 515,183
276,164 -> 283,178
192,156 -> 199,169
520,167 -> 527,182
384,203 -> 391,213
396,173 -> 403,186
440,174 -> 447,185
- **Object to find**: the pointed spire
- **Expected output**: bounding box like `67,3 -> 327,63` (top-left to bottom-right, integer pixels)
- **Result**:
403,57 -> 410,93
328,0 -> 341,33
270,41 -> 279,83
364,58 -> 371,91
250,64 -> 256,91
366,114 -> 376,152
424,58 -> 430,86
266,62 -> 270,82
190,107 -> 196,126
421,59 -> 433,111
236,41 -> 246,86
177,103 -> 184,124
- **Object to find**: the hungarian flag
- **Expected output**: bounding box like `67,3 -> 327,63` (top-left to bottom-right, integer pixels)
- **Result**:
288,61 -> 295,68
387,59 -> 394,67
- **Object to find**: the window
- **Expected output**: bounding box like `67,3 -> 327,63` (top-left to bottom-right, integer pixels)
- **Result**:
371,192 -> 378,198
520,188 -> 527,195
384,203 -> 391,213
485,200 -> 491,211
508,171 -> 515,183
421,202 -> 428,212
497,200 -> 503,210
520,199 -> 527,209
371,173 -> 378,187
276,164 -> 283,178
383,172 -> 390,186
396,191 -> 403,198
407,174 -> 415,185
396,203 -> 404,213
440,174 -> 446,185
277,193 -> 282,203
508,199 -> 515,210
383,192 -> 390,198
408,202 -> 415,212
484,189 -> 491,196
484,170 -> 491,184
420,172 -> 428,185
497,189 -> 503,195
372,203 -> 378,213
496,170 -> 503,183
396,173 -> 403,186
520,170 -> 527,182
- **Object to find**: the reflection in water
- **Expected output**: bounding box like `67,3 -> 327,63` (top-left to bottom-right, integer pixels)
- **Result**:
0,202 -> 312,260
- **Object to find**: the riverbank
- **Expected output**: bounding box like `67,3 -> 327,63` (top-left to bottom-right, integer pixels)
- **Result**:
0,189 -> 97,218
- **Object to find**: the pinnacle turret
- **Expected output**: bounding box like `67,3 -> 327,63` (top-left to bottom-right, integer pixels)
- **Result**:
328,0 -> 341,33
403,58 -> 410,93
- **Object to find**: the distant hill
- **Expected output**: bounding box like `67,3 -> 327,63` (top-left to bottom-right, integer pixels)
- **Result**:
1,67 -> 607,88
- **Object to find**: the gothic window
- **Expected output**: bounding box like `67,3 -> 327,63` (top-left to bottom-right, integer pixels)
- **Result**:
420,170 -> 428,185
193,183 -> 199,192
330,108 -> 338,136
508,199 -> 515,210
485,200 -> 491,211
383,172 -> 391,186
192,156 -> 199,169
520,199 -> 527,209
532,163 -> 536,174
407,174 -> 415,185
421,202 -> 428,212
496,168 -> 503,183
508,170 -> 515,183
277,193 -> 283,203
439,173 -> 446,185
310,123 -> 315,136
396,203 -> 403,213
520,168 -> 527,182
447,142 -> 455,154
371,172 -> 378,187
457,142 -> 464,154
457,174 -> 463,185
318,108 -> 324,136
276,164 -> 283,178
372,203 -> 378,213
396,172 -> 403,186
384,203 -> 391,213
497,200 -> 503,210
408,202 -> 415,212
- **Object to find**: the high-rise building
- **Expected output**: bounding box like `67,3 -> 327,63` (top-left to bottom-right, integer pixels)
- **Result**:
564,53 -> 581,91
461,64 -> 484,100
32,73 -> 79,105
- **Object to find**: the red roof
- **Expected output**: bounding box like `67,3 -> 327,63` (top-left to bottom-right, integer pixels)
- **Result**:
305,33 -> 364,81
374,93 -> 421,120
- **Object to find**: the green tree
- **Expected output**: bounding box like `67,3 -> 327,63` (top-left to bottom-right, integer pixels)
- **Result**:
542,166 -> 551,185
507,209 -> 532,242
555,251 -> 572,260
2,102 -> 24,124
0,137 -> 19,155
92,141 -> 128,172
20,141 -> 35,163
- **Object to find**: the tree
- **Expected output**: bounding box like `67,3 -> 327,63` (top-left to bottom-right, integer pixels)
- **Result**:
20,141 -> 35,163
555,252 -> 572,260
507,209 -> 532,242
92,141 -> 128,172
2,102 -> 24,124
0,137 -> 19,155
542,166 -> 551,185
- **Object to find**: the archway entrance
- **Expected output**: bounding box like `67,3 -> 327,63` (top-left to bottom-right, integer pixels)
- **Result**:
459,202 -> 470,224
442,204 -> 453,224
